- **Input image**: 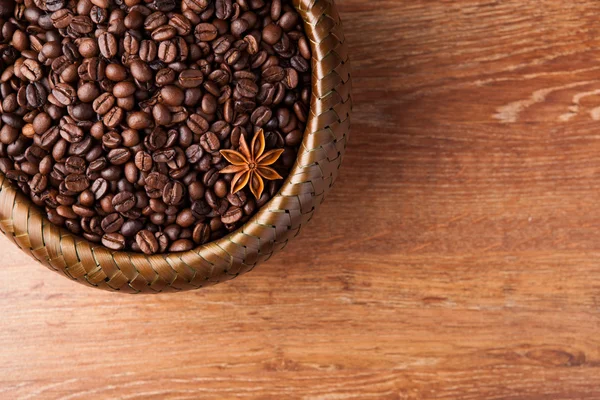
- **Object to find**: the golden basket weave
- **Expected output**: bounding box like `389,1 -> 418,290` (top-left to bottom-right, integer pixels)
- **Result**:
0,0 -> 351,293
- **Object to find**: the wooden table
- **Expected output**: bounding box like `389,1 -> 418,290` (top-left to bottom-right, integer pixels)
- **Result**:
2,0 -> 600,398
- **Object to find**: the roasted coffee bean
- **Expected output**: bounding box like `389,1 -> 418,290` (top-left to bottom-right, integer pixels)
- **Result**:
26,82 -> 47,108
107,148 -> 131,165
187,114 -> 209,134
155,68 -> 176,87
251,106 -> 272,126
52,83 -> 77,106
224,48 -> 242,65
162,180 -> 184,205
146,128 -> 168,150
65,156 -> 86,174
21,59 -> 43,82
101,213 -> 124,233
214,179 -> 228,198
160,85 -> 184,106
112,81 -> 135,99
60,124 -> 84,143
29,173 -> 48,194
130,59 -> 153,82
290,55 -> 310,72
135,229 -> 159,254
152,25 -> 176,41
105,64 -> 127,81
145,11 -> 168,31
70,16 -> 94,34
79,190 -> 95,206
151,231 -> 166,252
51,9 -> 73,28
98,32 -> 119,60
263,23 -> 283,45
25,146 -> 46,165
185,144 -> 204,164
202,168 -> 220,187
71,203 -> 94,217
192,222 -> 210,244
121,219 -> 143,237
56,205 -> 78,219
230,18 -> 249,38
153,148 -> 176,163
188,181 -> 205,201
262,66 -> 285,82
176,208 -> 195,227
124,162 -> 139,183
145,171 -> 169,194
169,238 -> 193,252
191,199 -> 211,217
200,132 -> 220,153
127,111 -> 153,130
46,0 -> 66,12
166,14 -> 188,35
135,151 -> 153,172
227,190 -> 247,207
215,0 -> 233,20
152,103 -> 172,126
92,93 -> 115,115
195,23 -> 218,42
221,206 -> 242,224
69,136 -> 94,156
164,224 -> 181,240
102,232 -> 126,250
178,69 -> 204,88
77,82 -> 100,103
112,191 -> 136,212
103,106 -> 124,128
182,0 -> 208,11
64,174 -> 89,192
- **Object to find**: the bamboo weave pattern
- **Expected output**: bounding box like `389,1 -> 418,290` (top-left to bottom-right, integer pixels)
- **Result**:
0,0 -> 352,293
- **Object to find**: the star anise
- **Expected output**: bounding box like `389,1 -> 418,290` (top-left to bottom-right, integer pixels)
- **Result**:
219,129 -> 284,199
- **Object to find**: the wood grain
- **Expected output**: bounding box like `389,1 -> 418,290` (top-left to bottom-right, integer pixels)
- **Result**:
2,0 -> 600,398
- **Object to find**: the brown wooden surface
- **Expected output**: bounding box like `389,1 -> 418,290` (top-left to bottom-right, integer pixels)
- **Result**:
2,0 -> 600,398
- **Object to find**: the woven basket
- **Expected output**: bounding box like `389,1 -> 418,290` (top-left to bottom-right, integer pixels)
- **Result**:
0,0 -> 352,293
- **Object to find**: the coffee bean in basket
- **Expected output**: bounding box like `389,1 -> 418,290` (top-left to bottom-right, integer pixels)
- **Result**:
0,0 -> 311,254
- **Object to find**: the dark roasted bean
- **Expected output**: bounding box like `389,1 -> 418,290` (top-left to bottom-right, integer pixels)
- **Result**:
169,238 -> 193,252
98,32 -> 118,58
221,206 -> 242,224
64,174 -> 90,192
26,82 -> 47,108
93,93 -> 115,115
162,180 -> 184,205
135,151 -> 153,172
136,229 -> 159,254
21,59 -> 43,82
112,191 -> 136,212
200,132 -> 220,153
102,232 -> 126,250
107,148 -> 131,165
65,156 -> 86,174
187,114 -> 209,134
60,124 -> 84,143
101,213 -> 124,233
195,23 -> 218,42
178,69 -> 204,88
121,219 -> 143,237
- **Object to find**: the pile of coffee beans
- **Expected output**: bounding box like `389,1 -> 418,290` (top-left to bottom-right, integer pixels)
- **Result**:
0,0 -> 311,254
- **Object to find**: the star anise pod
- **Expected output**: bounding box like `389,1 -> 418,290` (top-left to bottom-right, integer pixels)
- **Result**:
219,129 -> 284,199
